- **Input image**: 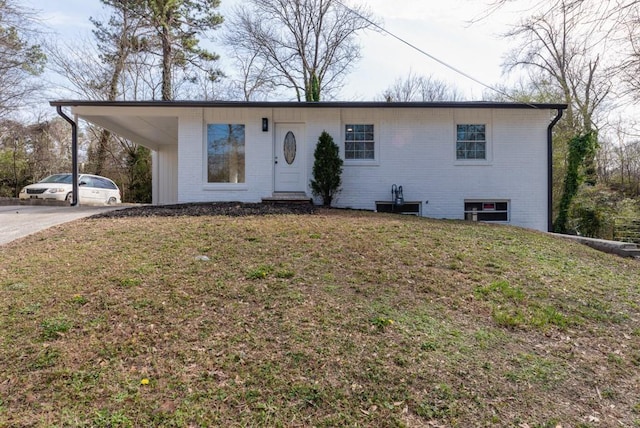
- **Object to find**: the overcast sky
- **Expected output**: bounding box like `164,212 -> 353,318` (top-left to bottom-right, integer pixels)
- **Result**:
23,0 -> 519,102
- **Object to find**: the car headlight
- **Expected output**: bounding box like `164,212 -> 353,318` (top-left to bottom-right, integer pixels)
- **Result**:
46,188 -> 66,193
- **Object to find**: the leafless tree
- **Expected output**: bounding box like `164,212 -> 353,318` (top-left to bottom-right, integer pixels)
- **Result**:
486,0 -> 640,104
225,48 -> 277,101
0,116 -> 82,196
46,39 -> 109,100
620,4 -> 640,100
503,1 -> 616,133
0,120 -> 31,196
223,0 -> 377,101
25,119 -> 73,177
599,118 -> 640,195
379,71 -> 464,102
0,0 -> 46,117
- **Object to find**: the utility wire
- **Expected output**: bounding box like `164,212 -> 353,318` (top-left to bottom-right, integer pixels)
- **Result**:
333,0 -> 530,104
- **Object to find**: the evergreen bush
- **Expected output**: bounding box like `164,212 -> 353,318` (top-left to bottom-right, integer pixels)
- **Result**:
310,131 -> 343,206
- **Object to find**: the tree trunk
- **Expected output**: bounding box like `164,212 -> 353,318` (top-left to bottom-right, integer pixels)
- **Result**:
161,23 -> 172,101
93,5 -> 130,175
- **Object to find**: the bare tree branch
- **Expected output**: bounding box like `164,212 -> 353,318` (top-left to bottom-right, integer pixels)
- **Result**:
0,0 -> 46,117
502,1 -> 618,132
223,0 -> 378,101
378,71 -> 464,102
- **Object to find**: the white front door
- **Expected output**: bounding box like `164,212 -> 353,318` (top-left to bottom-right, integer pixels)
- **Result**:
274,123 -> 306,192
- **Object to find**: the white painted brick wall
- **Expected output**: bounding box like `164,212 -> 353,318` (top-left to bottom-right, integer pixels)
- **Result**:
173,106 -> 553,231
154,145 -> 178,204
177,108 -> 204,203
335,108 -> 550,231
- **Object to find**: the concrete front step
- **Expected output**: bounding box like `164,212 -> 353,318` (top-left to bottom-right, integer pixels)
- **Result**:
262,192 -> 312,204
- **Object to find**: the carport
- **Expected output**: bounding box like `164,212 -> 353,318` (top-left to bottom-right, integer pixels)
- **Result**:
52,101 -> 181,206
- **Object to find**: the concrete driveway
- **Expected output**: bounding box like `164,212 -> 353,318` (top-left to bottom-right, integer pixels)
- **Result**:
0,204 -> 124,246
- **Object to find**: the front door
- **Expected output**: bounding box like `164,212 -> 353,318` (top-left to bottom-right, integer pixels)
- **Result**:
274,123 -> 306,192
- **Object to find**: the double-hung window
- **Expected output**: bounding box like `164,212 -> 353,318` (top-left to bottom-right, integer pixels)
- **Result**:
345,124 -> 375,160
456,124 -> 486,160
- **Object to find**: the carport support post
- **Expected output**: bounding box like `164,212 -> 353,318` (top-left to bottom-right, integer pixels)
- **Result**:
56,106 -> 79,207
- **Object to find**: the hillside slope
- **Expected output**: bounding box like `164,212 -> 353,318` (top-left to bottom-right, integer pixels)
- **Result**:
1,209 -> 639,427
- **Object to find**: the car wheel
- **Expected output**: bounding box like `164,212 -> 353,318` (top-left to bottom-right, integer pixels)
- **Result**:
65,193 -> 73,202
107,197 -> 117,205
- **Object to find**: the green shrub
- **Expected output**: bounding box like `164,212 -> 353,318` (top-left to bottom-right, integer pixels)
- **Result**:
567,185 -> 616,239
310,131 -> 343,206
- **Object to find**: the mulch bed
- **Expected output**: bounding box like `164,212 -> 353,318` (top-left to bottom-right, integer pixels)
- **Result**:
90,202 -> 317,218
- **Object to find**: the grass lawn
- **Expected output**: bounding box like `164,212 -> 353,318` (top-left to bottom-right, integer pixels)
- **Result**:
1,208 -> 639,427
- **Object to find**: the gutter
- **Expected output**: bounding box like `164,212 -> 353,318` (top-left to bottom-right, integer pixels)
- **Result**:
547,108 -> 565,232
56,106 -> 79,207
50,99 -> 569,110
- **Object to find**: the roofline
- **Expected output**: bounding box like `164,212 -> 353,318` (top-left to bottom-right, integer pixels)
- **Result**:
50,100 -> 568,110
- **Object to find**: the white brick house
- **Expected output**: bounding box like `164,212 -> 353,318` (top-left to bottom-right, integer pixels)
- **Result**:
51,101 -> 566,232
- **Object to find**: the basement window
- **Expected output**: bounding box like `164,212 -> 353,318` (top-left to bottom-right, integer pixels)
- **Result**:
464,200 -> 509,222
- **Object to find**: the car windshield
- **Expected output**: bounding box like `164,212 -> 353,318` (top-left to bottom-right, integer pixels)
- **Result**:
39,174 -> 72,184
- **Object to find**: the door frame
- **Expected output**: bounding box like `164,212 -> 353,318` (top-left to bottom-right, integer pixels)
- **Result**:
273,122 -> 307,193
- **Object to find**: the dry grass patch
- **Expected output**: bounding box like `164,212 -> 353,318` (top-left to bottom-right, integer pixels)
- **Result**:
1,208 -> 639,427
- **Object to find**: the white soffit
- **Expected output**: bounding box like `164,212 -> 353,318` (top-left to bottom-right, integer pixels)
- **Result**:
77,112 -> 179,151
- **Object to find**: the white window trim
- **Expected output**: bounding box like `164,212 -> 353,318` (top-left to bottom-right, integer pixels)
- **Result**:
203,122 -> 248,185
343,122 -> 380,166
454,123 -> 492,166
202,183 -> 249,191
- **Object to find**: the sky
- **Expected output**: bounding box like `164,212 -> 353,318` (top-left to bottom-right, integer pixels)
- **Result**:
23,0 -> 520,104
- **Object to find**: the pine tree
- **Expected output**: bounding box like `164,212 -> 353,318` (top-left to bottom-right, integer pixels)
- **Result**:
141,0 -> 223,101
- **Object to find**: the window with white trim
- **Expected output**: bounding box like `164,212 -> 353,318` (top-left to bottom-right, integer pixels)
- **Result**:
207,124 -> 245,183
345,124 -> 374,160
456,124 -> 486,160
464,200 -> 509,222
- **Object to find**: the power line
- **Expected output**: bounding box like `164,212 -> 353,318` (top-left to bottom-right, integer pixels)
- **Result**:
333,0 -> 524,103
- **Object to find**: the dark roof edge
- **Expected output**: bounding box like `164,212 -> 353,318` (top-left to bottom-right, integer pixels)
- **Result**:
50,100 -> 568,110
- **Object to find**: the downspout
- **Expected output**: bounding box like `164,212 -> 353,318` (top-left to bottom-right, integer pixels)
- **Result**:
56,106 -> 79,207
547,108 -> 564,232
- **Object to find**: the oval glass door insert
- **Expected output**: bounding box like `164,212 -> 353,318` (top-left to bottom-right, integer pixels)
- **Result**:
283,131 -> 296,165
